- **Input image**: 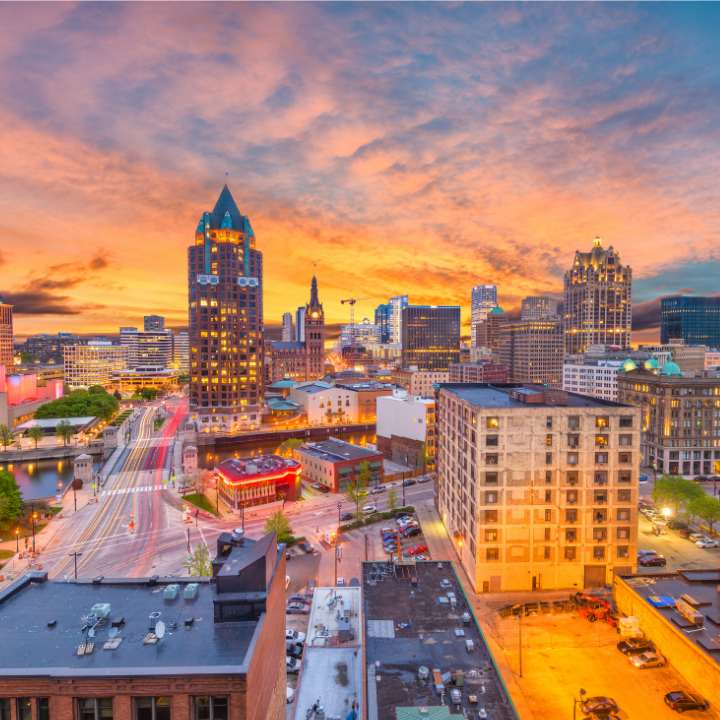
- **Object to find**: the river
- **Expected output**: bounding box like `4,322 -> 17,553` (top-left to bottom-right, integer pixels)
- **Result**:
0,456 -> 103,501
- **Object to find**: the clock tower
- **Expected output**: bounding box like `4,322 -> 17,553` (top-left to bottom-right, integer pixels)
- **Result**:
304,276 -> 325,380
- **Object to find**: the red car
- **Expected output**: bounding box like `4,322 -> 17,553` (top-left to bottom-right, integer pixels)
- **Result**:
408,544 -> 428,555
639,554 -> 667,567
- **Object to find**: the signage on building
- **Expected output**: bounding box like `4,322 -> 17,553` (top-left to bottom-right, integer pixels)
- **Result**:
237,277 -> 259,288
196,275 -> 219,285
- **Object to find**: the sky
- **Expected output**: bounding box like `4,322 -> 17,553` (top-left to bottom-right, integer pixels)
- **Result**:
1,2 -> 719,344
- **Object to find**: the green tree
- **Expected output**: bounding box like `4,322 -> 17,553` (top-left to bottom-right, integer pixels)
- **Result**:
140,387 -> 159,401
688,495 -> 720,537
34,386 -> 119,420
113,390 -> 122,401
263,508 -> 293,544
55,419 -> 75,446
19,352 -> 35,363
386,484 -> 399,514
182,542 -> 213,577
652,474 -> 703,517
278,438 -> 304,457
26,426 -> 45,449
0,469 -> 23,528
0,424 -> 16,452
343,461 -> 370,520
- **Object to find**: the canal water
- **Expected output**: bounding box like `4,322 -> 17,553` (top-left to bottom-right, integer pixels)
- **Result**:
0,456 -> 103,501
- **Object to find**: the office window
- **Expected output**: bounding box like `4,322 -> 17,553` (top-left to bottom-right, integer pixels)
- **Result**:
565,529 -> 576,542
79,700 -> 113,720
566,509 -> 577,523
618,490 -> 631,502
565,547 -> 576,560
485,472 -> 498,485
544,528 -> 551,541
546,416 -> 553,429
544,509 -> 552,521
546,434 -> 553,446
617,546 -> 629,559
595,453 -> 608,465
567,490 -> 578,503
618,472 -> 631,483
596,416 -> 609,428
567,452 -> 579,465
593,529 -> 607,541
545,490 -> 551,502
620,417 -> 633,428
485,510 -> 498,523
617,528 -> 630,540
0,700 -> 9,720
545,452 -> 552,465
486,454 -> 498,465
37,700 -> 49,720
567,471 -> 578,485
486,417 -> 499,428
545,471 -> 552,484
544,546 -> 551,559
17,700 -> 32,720
568,416 -> 580,430
567,434 -> 580,448
486,435 -> 498,447
485,491 -> 498,504
619,435 -> 632,446
619,452 -> 632,464
594,472 -> 608,485
486,548 -> 499,560
617,509 -> 630,521
136,698 -> 171,720
593,546 -> 605,560
194,698 -> 228,720
485,530 -> 497,541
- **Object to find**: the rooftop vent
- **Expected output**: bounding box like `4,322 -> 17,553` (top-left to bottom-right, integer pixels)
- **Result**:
185,583 -> 199,599
418,666 -> 429,680
164,584 -> 179,600
149,612 -> 161,631
231,528 -> 245,543
90,603 -> 111,619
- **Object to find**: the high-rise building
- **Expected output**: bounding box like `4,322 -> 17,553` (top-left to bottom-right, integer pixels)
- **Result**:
401,305 -> 460,371
564,237 -> 632,355
188,186 -> 264,432
63,342 -> 129,388
295,306 -> 306,342
375,303 -> 390,343
661,295 -> 720,347
282,312 -> 294,342
474,306 -> 508,351
174,331 -> 190,371
375,295 -> 409,345
0,295 -> 13,374
470,285 -> 497,348
339,318 -> 381,349
435,383 -> 641,592
120,328 -> 173,368
498,319 -> 564,388
144,314 -> 165,331
521,296 -> 559,321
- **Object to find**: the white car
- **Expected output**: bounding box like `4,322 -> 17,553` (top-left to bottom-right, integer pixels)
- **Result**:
286,686 -> 295,704
286,657 -> 301,674
286,629 -> 307,643
371,485 -> 386,494
362,505 -> 377,514
696,538 -> 719,548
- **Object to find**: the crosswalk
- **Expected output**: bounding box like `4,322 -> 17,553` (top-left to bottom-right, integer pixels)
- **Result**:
102,485 -> 167,496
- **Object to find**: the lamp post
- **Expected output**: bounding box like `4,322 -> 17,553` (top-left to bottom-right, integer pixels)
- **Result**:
69,551 -> 82,579
15,528 -> 19,553
337,502 -> 342,527
31,507 -> 37,553
572,689 -> 587,720
401,472 -> 406,507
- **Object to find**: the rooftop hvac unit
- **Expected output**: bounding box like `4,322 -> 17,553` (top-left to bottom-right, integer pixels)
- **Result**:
450,689 -> 462,706
90,603 -> 111,619
185,583 -> 199,599
418,666 -> 429,680
149,612 -> 161,631
164,585 -> 179,600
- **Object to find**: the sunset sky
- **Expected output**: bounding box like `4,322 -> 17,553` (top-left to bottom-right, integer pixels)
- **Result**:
1,2 -> 719,344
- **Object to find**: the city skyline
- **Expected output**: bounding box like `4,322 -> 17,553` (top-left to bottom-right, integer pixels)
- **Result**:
1,4 -> 720,343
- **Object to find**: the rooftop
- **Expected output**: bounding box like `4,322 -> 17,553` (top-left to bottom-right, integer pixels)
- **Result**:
296,437 -> 382,463
217,454 -> 301,484
16,416 -> 97,430
362,561 -> 517,720
306,587 -> 362,647
291,382 -> 335,395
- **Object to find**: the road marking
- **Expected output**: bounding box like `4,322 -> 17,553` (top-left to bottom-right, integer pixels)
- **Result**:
101,486 -> 166,496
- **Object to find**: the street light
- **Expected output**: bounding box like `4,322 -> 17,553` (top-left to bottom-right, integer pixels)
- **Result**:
32,509 -> 37,553
337,502 -> 342,527
69,551 -> 83,579
15,528 -> 19,553
572,689 -> 587,720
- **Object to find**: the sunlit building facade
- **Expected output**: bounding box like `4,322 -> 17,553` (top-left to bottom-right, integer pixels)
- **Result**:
63,342 -> 129,389
401,305 -> 460,371
470,285 -> 497,348
188,186 -> 264,433
563,237 -> 632,355
282,312 -> 294,342
0,295 -> 13,374
521,296 -> 559,321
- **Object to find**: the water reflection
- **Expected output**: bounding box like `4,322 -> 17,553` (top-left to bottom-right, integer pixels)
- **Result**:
0,457 -> 102,500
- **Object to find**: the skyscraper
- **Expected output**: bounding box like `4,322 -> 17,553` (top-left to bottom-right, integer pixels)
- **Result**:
470,285 -> 498,347
174,332 -> 190,372
0,296 -> 14,373
661,296 -> 720,347
520,296 -> 558,321
119,327 -> 172,368
339,318 -> 381,349
144,315 -> 165,331
282,312 -> 294,342
295,306 -> 306,342
498,319 -> 565,388
401,305 -> 460,371
375,295 -> 409,344
564,237 -> 632,355
188,186 -> 264,432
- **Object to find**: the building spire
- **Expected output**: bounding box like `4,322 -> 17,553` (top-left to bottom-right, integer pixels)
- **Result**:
593,236 -> 602,248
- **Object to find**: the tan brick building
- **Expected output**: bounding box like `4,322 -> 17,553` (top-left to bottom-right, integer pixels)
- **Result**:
473,307 -> 508,352
391,367 -> 448,396
435,383 -> 641,593
498,319 -> 564,388
0,532 -> 287,720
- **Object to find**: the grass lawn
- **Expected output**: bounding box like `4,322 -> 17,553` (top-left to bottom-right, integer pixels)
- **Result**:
154,417 -> 166,431
0,550 -> 14,559
182,493 -> 218,516
111,410 -> 133,427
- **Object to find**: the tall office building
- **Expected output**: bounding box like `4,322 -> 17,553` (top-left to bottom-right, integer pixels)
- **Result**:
174,331 -> 190,371
401,305 -> 460,371
470,285 -> 498,348
474,306 -> 508,351
521,296 -> 558,321
661,296 -> 720,347
282,312 -> 294,342
295,306 -> 306,342
564,237 -> 632,355
0,296 -> 14,373
64,342 -> 129,389
21,333 -> 87,363
120,328 -> 173,368
375,295 -> 409,344
498,319 -> 564,388
188,186 -> 264,432
375,303 -> 390,343
144,314 -> 165,331
339,318 -> 381,349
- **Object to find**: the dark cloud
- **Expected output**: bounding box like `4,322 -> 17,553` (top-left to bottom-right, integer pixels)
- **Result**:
1,289 -> 82,315
632,296 -> 664,332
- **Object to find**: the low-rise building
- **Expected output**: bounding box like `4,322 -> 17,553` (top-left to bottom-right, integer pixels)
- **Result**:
64,342 -> 129,389
563,359 -> 624,400
449,360 -> 508,384
376,389 -> 435,467
391,366 -> 449,396
705,349 -> 720,369
334,379 -> 394,423
436,383 -> 641,592
217,454 -> 301,509
639,339 -> 706,377
287,381 -> 359,425
293,437 -> 383,492
111,365 -> 183,392
0,365 -> 64,428
0,531 -> 287,720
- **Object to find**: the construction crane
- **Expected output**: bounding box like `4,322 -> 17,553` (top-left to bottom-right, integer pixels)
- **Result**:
340,296 -> 383,367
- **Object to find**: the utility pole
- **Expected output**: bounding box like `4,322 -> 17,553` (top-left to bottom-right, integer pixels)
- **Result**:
69,551 -> 82,579
31,504 -> 36,553
402,472 -> 406,507
518,611 -> 523,677
335,543 -> 341,587
365,533 -> 368,561
572,689 -> 587,720
337,502 -> 342,526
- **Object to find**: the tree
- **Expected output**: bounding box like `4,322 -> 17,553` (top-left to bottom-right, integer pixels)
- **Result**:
343,461 -> 370,520
386,484 -> 399,514
113,390 -> 122,400
417,442 -> 431,472
0,424 -> 16,452
140,387 -> 159,401
19,352 -> 35,363
55,419 -> 75,446
191,469 -> 213,496
688,495 -> 720,537
182,542 -> 213,577
278,438 -> 304,457
652,474 -> 703,517
26,426 -> 45,449
0,469 -> 23,528
35,386 -> 119,420
263,508 -> 293,544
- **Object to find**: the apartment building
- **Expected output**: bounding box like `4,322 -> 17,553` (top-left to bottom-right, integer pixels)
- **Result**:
449,361 -> 508,384
391,366 -> 449,396
63,342 -> 129,389
376,388 -> 436,467
435,383 -> 641,592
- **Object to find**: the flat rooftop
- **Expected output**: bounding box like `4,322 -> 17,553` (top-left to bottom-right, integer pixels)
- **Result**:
218,454 -> 300,483
298,438 -> 382,463
437,383 -> 627,409
307,587 -> 362,647
0,573 -> 259,678
620,569 -> 720,662
362,561 -> 518,720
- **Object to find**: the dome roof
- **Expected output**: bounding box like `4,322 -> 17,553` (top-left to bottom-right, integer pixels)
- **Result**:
491,306 -> 505,314
660,360 -> 682,376
644,354 -> 659,371
621,357 -> 637,372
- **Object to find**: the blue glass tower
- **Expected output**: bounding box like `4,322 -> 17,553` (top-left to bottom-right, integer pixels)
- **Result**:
661,296 -> 720,347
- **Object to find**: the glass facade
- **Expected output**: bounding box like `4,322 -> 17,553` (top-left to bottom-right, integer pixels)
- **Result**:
470,285 -> 497,348
401,306 -> 460,371
661,295 -> 720,347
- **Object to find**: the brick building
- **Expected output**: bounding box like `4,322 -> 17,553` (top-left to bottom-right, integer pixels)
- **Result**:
448,361 -> 508,384
498,319 -> 564,388
217,455 -> 302,509
473,306 -> 508,352
376,389 -> 435,467
0,531 -> 287,720
334,379 -> 394,423
391,367 -> 448,396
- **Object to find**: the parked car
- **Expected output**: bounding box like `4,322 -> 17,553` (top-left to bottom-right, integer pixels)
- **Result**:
395,511 -> 413,519
617,638 -> 654,655
288,593 -> 308,604
298,541 -> 314,553
286,602 -> 311,614
667,519 -> 689,530
286,686 -> 296,704
696,538 -> 719,548
638,549 -> 660,558
350,578 -> 359,586
319,486 -> 330,493
382,534 -> 398,542
286,629 -> 307,643
630,651 -> 666,669
639,554 -> 667,567
641,507 -> 657,517
663,690 -> 708,713
383,544 -> 397,554
380,527 -> 396,534
306,580 -> 316,598
695,475 -> 710,483
414,554 -> 431,561
311,482 -> 323,490
408,544 -> 429,555
403,527 -> 422,538
286,657 -> 301,674
417,476 -> 431,484
679,528 -> 692,539
371,485 -> 386,494
402,479 -> 416,487
340,512 -> 354,521
689,533 -> 706,542
362,505 -> 378,514
579,697 -> 619,715
286,641 -> 304,657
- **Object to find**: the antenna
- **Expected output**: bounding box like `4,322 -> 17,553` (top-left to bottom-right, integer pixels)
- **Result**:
155,621 -> 166,639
